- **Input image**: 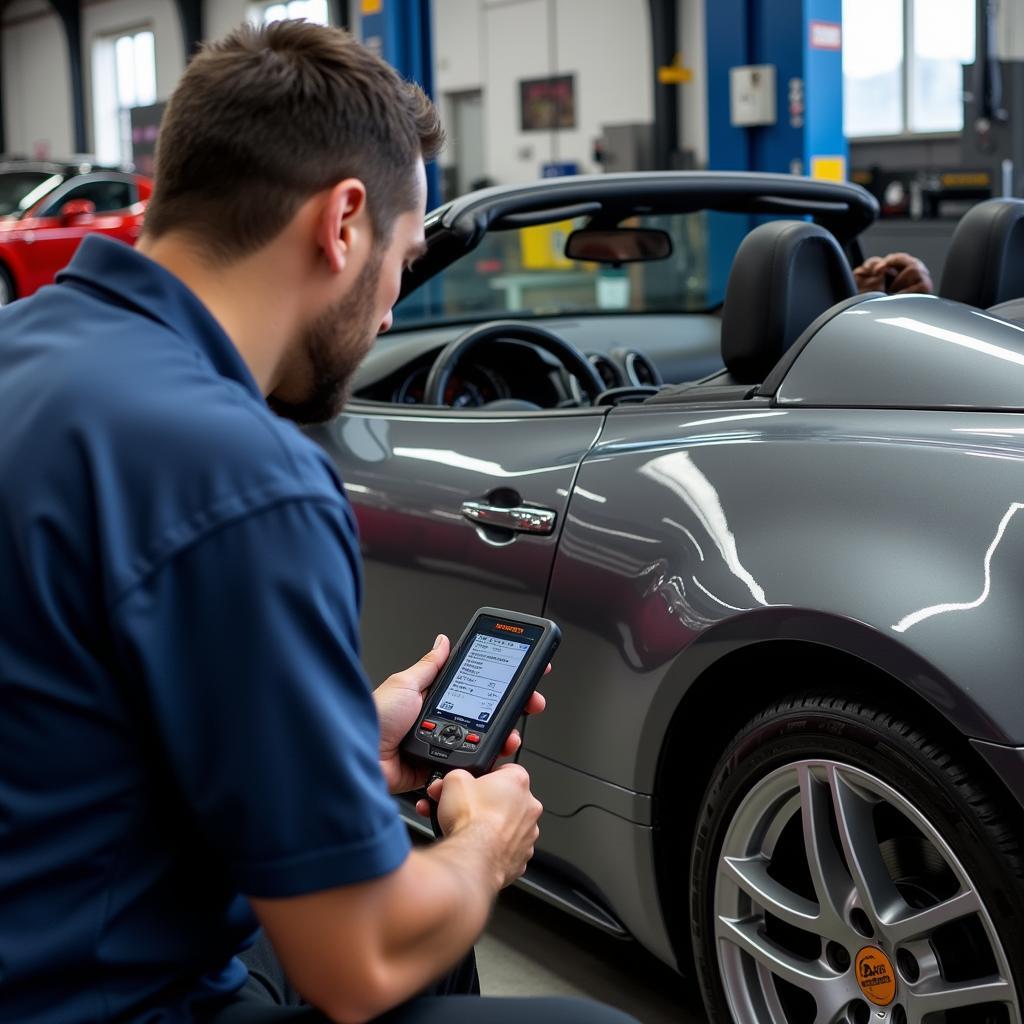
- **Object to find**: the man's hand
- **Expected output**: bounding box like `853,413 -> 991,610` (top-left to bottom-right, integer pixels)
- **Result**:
854,252 -> 933,295
374,635 -> 549,794
420,765 -> 543,887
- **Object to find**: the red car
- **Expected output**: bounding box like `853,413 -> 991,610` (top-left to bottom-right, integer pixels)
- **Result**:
0,161 -> 153,306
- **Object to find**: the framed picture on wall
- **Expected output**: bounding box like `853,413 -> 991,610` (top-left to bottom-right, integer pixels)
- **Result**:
519,75 -> 576,131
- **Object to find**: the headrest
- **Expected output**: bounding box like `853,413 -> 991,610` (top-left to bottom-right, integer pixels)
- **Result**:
721,221 -> 857,384
940,199 -> 1024,308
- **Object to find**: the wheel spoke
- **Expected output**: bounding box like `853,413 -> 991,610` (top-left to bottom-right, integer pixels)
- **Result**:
722,855 -> 821,932
907,975 -> 1014,1020
827,765 -> 903,927
798,764 -> 855,934
754,963 -> 793,1024
884,887 -> 981,945
717,915 -> 834,994
714,758 -> 1021,1024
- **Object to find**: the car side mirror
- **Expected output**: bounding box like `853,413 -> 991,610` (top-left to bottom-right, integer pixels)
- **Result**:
60,199 -> 96,226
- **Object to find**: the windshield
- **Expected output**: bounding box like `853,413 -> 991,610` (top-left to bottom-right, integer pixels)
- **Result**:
0,171 -> 62,218
394,210 -> 767,329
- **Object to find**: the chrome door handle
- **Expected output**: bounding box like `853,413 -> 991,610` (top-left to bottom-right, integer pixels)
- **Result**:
461,501 -> 557,535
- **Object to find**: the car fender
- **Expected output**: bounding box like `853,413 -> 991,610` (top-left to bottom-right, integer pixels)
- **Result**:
534,405 -> 1024,798
637,607 -> 967,782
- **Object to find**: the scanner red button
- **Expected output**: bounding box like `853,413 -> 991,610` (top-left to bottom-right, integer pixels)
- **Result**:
421,721 -> 437,731
466,733 -> 480,743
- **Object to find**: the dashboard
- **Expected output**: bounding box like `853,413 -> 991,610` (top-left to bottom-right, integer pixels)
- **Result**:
394,363 -> 509,408
352,314 -> 725,409
358,339 -> 565,408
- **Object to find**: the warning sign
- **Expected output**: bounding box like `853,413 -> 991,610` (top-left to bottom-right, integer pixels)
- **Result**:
810,20 -> 842,50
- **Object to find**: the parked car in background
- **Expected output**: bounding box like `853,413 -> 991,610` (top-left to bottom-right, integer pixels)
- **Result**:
0,159 -> 152,305
311,173 -> 1024,1024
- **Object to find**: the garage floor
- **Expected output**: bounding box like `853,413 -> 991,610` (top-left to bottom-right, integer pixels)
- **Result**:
477,888 -> 709,1023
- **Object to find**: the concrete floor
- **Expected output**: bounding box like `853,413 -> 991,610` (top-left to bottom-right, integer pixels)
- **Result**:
476,887 -> 709,1024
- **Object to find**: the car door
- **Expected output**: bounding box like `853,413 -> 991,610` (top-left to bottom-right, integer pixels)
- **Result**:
18,176 -> 139,292
310,406 -> 607,683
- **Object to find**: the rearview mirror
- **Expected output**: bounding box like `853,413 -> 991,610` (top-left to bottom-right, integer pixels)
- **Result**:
564,227 -> 672,264
60,199 -> 96,226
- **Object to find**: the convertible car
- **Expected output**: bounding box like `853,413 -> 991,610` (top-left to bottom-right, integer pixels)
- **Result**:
310,172 -> 1024,1024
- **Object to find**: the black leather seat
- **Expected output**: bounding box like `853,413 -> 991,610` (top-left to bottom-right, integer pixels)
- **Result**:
940,198 -> 1024,309
716,220 -> 857,385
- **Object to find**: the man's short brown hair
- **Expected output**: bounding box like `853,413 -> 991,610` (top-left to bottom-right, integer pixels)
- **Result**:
142,20 -> 444,262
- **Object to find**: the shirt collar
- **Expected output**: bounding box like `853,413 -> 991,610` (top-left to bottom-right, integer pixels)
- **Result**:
57,235 -> 263,400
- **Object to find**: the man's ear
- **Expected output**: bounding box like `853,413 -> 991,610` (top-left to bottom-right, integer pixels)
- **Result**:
318,179 -> 368,274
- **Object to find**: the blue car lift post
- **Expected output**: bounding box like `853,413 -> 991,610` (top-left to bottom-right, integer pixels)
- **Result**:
358,0 -> 442,321
704,0 -> 851,295
358,0 -> 441,212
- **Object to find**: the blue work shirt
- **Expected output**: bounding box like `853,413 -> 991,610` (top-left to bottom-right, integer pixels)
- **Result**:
0,236 -> 410,1022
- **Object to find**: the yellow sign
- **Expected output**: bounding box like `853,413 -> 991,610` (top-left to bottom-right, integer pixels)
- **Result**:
810,155 -> 847,182
361,0 -> 382,13
520,220 -> 575,270
658,53 -> 693,85
941,172 -> 990,188
855,947 -> 897,1007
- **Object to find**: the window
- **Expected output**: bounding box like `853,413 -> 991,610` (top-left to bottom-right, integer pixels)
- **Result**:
393,212 -> 786,329
93,30 -> 157,166
0,172 -> 62,218
249,0 -> 330,26
39,178 -> 136,218
843,0 -> 975,137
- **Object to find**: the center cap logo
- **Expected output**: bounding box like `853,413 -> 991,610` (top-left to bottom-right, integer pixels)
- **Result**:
855,946 -> 897,1006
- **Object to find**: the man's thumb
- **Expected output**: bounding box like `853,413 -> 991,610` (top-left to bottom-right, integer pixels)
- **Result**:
403,634 -> 450,691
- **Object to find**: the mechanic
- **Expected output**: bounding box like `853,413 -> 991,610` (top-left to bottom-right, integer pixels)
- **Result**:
0,21 -> 639,1024
853,251 -> 934,294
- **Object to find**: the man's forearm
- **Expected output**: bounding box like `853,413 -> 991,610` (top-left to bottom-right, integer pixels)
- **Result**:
370,826 -> 500,998
251,826 -> 501,1023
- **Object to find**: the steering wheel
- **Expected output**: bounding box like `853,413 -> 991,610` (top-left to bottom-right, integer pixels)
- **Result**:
422,320 -> 606,407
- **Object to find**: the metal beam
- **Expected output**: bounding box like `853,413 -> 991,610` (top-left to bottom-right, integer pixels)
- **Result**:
174,0 -> 204,60
648,0 -> 679,170
48,0 -> 86,153
331,0 -> 351,32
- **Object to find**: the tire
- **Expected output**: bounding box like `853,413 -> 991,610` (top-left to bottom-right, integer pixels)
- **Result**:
690,695 -> 1024,1024
0,264 -> 13,306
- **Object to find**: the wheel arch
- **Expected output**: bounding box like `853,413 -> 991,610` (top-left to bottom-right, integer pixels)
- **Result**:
0,253 -> 18,302
649,621 -> 1024,972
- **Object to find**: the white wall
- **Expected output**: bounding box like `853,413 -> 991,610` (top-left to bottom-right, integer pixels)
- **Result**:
2,0 -> 706,176
206,0 -> 256,47
678,0 -> 707,167
2,0 -> 73,157
997,0 -> 1024,61
433,0 -> 656,184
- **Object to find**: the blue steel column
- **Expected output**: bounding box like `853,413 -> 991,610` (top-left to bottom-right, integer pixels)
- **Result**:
705,0 -> 846,177
704,0 -> 846,301
359,0 -> 441,211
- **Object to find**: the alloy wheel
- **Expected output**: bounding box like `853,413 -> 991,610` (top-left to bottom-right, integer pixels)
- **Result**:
714,759 -> 1019,1023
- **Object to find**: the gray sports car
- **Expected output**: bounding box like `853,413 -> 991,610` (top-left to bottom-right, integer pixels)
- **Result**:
310,172 -> 1024,1024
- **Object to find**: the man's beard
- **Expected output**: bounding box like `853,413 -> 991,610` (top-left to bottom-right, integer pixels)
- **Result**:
268,249 -> 383,425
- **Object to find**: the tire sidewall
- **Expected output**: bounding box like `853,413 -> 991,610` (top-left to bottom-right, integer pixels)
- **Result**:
690,702 -> 1024,1023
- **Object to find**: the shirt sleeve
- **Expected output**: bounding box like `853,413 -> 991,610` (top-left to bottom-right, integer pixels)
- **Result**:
110,496 -> 410,898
